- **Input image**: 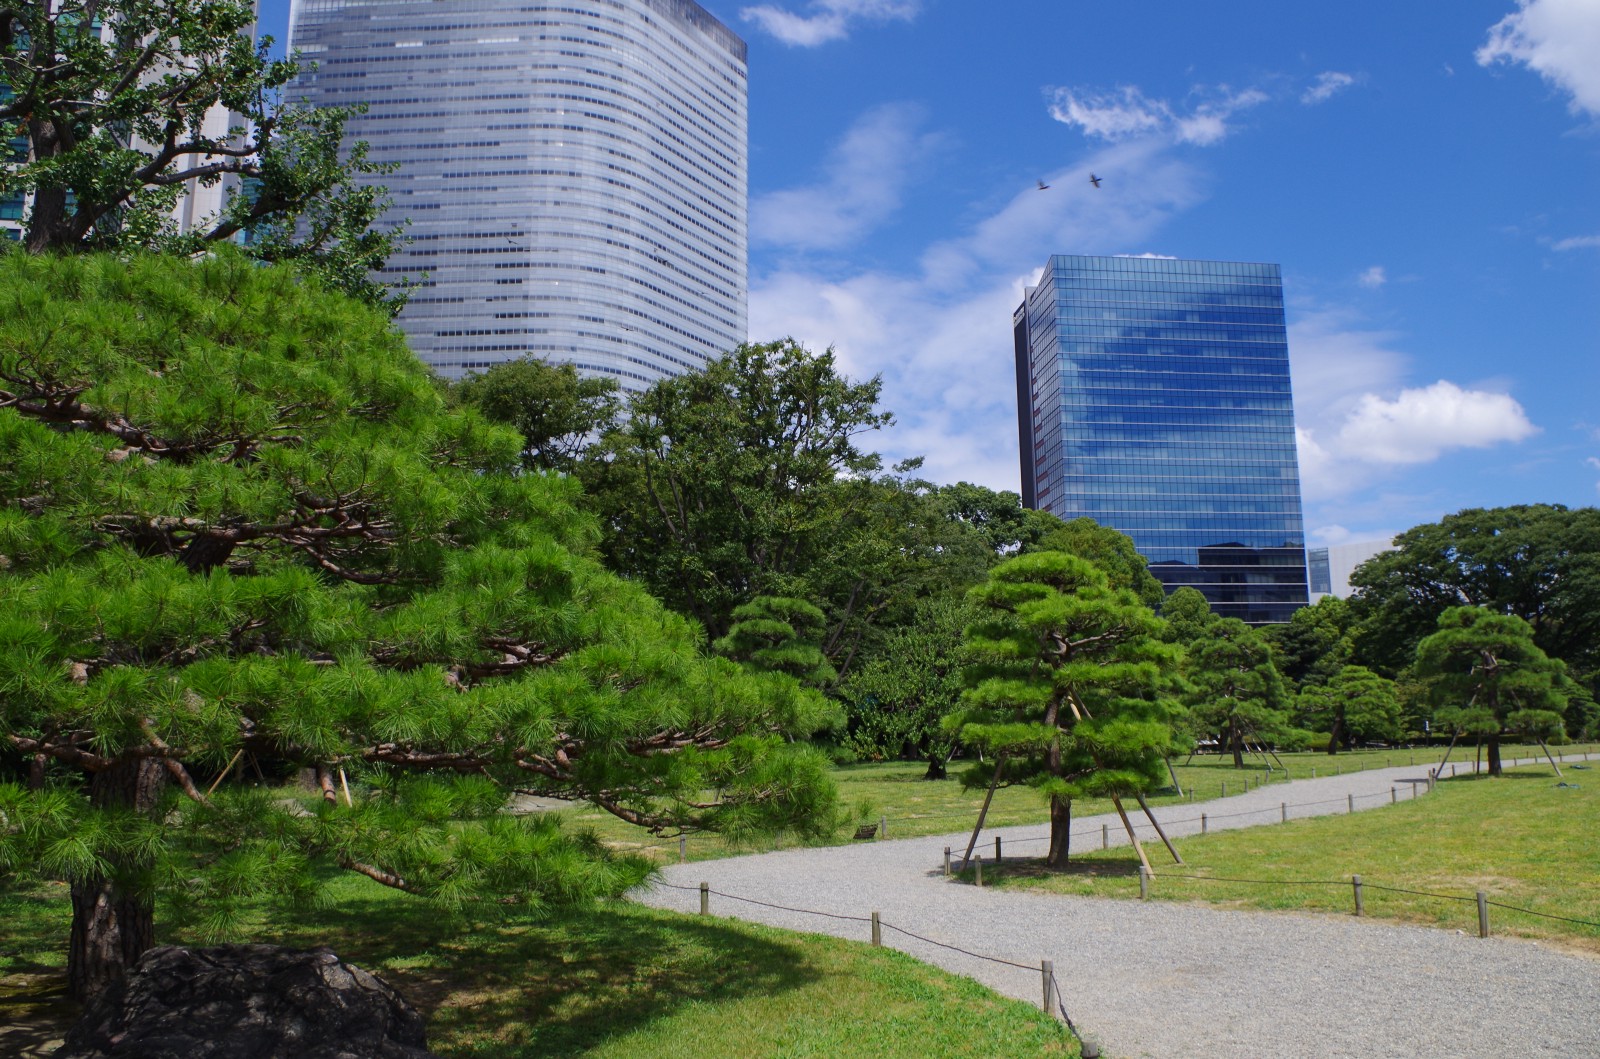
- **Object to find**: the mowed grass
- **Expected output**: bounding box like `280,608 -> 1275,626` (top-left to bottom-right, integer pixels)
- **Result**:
0,874 -> 1074,1058
966,764 -> 1600,953
572,744 -> 1600,864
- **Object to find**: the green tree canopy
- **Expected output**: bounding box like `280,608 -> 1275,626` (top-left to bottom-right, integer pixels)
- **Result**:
0,253 -> 836,999
713,596 -> 839,690
1412,606 -> 1569,775
1263,595 -> 1353,690
1182,619 -> 1290,768
1,0 -> 399,305
1159,586 -> 1217,646
1348,505 -> 1600,678
1034,517 -> 1166,609
446,356 -> 620,475
931,481 -> 1066,556
1295,665 -> 1401,753
944,552 -> 1178,866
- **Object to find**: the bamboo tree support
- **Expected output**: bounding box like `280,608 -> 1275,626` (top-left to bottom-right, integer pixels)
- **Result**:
205,749 -> 245,797
1133,792 -> 1183,865
1435,727 -> 1462,776
1164,756 -> 1183,796
1112,797 -> 1155,879
962,754 -> 1007,868
1538,739 -> 1564,778
338,768 -> 354,807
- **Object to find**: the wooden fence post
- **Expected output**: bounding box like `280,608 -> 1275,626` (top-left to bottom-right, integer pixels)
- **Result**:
1138,865 -> 1149,900
1352,874 -> 1364,916
944,846 -> 952,876
699,882 -> 709,915
1477,891 -> 1490,938
1348,793 -> 1355,813
1102,824 -> 1109,850
1280,802 -> 1287,823
1391,787 -> 1397,804
995,835 -> 1002,862
1041,960 -> 1054,1013
975,855 -> 983,887
679,835 -> 687,863
871,911 -> 881,946
880,815 -> 887,840
1201,813 -> 1207,835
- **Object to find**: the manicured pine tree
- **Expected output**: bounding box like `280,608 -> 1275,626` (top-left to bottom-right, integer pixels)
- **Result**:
0,252 -> 837,999
1182,619 -> 1290,769
1413,606 -> 1569,776
945,551 -> 1178,868
1295,665 -> 1402,754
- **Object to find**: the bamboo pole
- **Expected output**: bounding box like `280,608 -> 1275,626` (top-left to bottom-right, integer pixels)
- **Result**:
205,749 -> 245,797
1538,739 -> 1564,778
961,754 -> 1006,868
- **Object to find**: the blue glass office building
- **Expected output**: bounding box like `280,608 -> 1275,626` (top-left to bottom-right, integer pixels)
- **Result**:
1014,255 -> 1309,623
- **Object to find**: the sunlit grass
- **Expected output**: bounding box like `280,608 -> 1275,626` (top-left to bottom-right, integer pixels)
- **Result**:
965,764 -> 1600,953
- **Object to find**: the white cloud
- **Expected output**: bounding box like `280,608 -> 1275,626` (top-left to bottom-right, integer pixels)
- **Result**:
1357,265 -> 1387,288
1551,233 -> 1600,250
1333,381 -> 1538,464
1118,252 -> 1178,259
1302,71 -> 1356,105
1477,0 -> 1600,117
1047,84 -> 1266,146
741,0 -> 920,47
751,103 -> 940,250
1588,456 -> 1600,494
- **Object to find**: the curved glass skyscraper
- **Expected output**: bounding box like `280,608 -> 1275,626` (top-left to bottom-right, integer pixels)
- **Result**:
288,0 -> 748,386
1014,254 -> 1309,624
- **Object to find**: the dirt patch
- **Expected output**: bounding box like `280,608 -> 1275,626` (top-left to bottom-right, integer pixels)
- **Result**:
0,972 -> 76,1058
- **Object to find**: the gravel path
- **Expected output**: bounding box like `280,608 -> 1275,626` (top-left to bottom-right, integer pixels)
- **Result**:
634,756 -> 1600,1059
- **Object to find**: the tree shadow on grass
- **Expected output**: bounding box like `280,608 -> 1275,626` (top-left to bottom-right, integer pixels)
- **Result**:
259,894 -> 820,1058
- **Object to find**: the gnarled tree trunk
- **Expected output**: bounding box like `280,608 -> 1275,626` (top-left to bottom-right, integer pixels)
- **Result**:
68,757 -> 167,1001
1046,795 -> 1073,867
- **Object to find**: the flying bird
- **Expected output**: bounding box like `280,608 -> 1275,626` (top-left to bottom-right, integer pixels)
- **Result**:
1089,173 -> 1103,188
1036,179 -> 1050,191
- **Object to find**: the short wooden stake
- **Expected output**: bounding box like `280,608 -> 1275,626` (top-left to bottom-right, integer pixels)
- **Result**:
679,835 -> 687,863
1410,780 -> 1420,799
1221,781 -> 1227,798
1201,813 -> 1208,834
1138,865 -> 1149,900
1348,793 -> 1355,813
994,835 -> 1002,862
1041,959 -> 1054,1013
1391,786 -> 1397,804
1280,802 -> 1287,823
699,881 -> 709,915
975,854 -> 983,887
879,815 -> 887,840
1477,891 -> 1490,937
944,846 -> 952,876
1311,767 -> 1317,779
1352,874 -> 1364,916
871,911 -> 882,946
1101,823 -> 1109,850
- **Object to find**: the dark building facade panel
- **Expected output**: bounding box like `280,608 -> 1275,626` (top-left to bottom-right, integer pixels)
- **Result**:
1016,255 -> 1309,624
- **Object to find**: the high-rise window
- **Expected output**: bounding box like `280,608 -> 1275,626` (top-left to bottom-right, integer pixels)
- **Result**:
1014,255 -> 1309,624
287,0 -> 749,387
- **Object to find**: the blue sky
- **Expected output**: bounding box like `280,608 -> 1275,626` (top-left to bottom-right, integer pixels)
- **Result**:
256,0 -> 1600,547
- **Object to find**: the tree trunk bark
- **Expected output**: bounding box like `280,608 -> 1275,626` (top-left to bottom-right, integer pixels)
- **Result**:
1229,720 -> 1245,769
1046,795 -> 1072,868
1326,715 -> 1344,755
1486,734 -> 1502,777
68,758 -> 166,1001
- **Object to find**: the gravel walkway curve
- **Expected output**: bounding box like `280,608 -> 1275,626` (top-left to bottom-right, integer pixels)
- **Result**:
634,758 -> 1600,1059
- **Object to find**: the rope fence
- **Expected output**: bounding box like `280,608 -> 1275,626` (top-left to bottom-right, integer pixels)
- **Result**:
655,879 -> 1101,1054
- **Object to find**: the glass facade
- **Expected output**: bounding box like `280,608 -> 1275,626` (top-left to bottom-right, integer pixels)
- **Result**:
287,0 -> 748,387
1015,254 -> 1309,624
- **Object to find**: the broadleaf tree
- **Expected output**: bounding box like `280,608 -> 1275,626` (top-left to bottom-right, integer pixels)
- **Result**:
944,552 -> 1179,867
0,0 -> 401,306
1294,665 -> 1401,753
0,252 -> 837,1000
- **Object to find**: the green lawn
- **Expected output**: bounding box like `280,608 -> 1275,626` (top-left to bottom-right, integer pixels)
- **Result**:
0,874 -> 1074,1058
571,744 -> 1600,864
963,764 -> 1600,953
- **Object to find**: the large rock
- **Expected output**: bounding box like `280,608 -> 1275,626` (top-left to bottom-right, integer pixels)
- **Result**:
59,944 -> 438,1059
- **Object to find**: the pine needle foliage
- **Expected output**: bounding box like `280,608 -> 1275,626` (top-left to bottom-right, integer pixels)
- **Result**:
944,551 -> 1179,865
0,252 -> 838,997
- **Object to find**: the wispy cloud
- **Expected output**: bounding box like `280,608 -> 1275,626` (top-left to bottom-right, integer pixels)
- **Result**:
1302,71 -> 1357,105
1046,84 -> 1267,146
751,103 -> 941,251
1551,233 -> 1600,251
1477,0 -> 1600,117
741,0 -> 920,47
1357,265 -> 1387,288
1587,456 -> 1600,495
